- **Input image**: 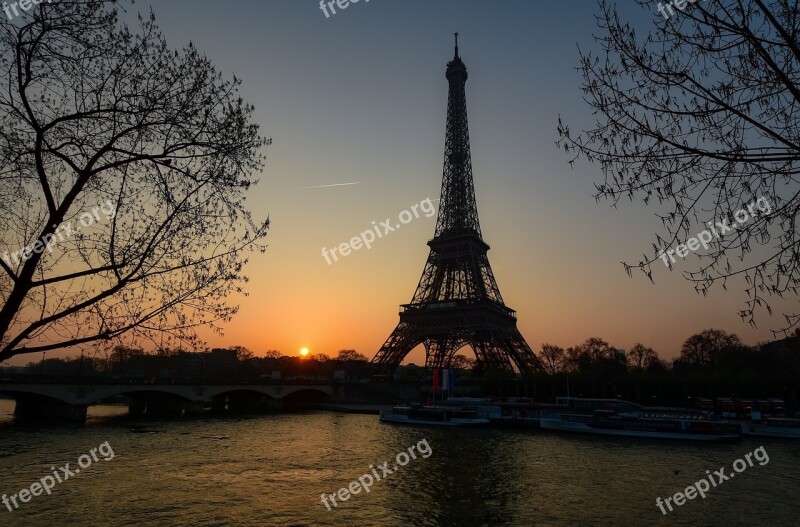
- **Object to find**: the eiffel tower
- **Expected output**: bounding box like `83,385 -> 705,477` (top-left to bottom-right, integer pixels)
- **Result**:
372,36 -> 543,374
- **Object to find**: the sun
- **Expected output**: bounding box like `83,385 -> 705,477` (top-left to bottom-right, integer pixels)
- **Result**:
299,347 -> 309,357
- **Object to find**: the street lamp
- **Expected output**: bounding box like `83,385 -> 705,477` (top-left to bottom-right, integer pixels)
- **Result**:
40,351 -> 46,376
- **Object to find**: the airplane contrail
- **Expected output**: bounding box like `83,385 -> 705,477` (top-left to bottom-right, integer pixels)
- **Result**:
303,182 -> 361,189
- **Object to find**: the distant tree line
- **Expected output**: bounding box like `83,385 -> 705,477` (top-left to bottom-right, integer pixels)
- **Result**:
527,329 -> 800,406
8,347 -> 373,383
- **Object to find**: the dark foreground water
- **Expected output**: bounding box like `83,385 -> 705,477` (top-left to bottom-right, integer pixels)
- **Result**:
0,399 -> 798,527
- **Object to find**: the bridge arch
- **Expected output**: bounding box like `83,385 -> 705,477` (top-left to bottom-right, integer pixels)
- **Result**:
280,387 -> 333,409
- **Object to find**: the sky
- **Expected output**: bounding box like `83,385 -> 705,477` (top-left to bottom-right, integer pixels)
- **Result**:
8,0 -> 794,365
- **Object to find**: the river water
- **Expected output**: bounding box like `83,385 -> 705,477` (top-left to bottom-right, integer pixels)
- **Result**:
0,399 -> 798,526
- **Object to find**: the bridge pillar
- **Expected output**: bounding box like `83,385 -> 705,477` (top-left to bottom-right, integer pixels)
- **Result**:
185,402 -> 206,415
129,399 -> 147,416
14,396 -> 87,423
211,397 -> 226,413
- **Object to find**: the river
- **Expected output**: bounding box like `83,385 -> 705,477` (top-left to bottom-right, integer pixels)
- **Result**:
0,399 -> 797,526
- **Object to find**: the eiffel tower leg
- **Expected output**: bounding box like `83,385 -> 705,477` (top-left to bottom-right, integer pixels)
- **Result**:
442,345 -> 462,368
423,341 -> 436,367
472,340 -> 508,371
502,329 -> 543,374
486,343 -> 514,371
425,339 -> 461,369
372,322 -> 420,371
465,330 -> 540,374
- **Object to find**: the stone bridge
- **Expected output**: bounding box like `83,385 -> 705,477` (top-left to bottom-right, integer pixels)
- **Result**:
0,381 -> 337,422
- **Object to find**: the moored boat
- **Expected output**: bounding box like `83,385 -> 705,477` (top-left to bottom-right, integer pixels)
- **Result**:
540,409 -> 740,441
379,404 -> 490,427
741,414 -> 800,438
437,397 -> 545,427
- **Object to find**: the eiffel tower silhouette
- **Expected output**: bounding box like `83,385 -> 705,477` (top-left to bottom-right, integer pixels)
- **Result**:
372,36 -> 543,374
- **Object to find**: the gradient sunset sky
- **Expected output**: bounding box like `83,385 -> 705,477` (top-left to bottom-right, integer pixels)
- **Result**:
14,0 -> 793,365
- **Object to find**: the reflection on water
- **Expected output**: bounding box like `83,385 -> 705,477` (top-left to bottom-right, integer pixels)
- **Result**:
0,399 -> 798,526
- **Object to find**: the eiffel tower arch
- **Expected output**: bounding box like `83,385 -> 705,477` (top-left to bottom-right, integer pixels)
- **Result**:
372,36 -> 543,375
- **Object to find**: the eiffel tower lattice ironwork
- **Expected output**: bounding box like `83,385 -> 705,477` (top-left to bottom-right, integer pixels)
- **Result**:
371,36 -> 543,374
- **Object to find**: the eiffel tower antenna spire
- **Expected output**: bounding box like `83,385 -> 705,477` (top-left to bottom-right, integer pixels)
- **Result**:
372,40 -> 543,374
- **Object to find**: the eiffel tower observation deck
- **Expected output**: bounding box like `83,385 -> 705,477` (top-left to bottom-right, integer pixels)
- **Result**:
372,36 -> 543,374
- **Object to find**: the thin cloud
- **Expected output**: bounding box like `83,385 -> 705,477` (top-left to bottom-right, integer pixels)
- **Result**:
303,182 -> 361,190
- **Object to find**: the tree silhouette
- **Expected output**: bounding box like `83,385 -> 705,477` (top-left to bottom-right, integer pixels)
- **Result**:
678,329 -> 742,367
263,350 -> 283,360
627,343 -> 658,370
576,337 -> 615,363
311,353 -> 331,363
539,343 -> 565,374
336,349 -> 368,362
450,354 -> 476,370
230,346 -> 254,362
557,0 -> 800,332
0,1 -> 269,361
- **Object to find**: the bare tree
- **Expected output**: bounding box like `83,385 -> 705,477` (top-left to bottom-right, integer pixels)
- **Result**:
576,337 -> 615,363
450,354 -> 476,370
229,346 -> 254,363
679,329 -> 742,367
538,343 -> 565,374
564,346 -> 582,372
0,1 -> 269,361
311,353 -> 331,362
336,349 -> 368,362
627,343 -> 658,370
557,0 -> 800,332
